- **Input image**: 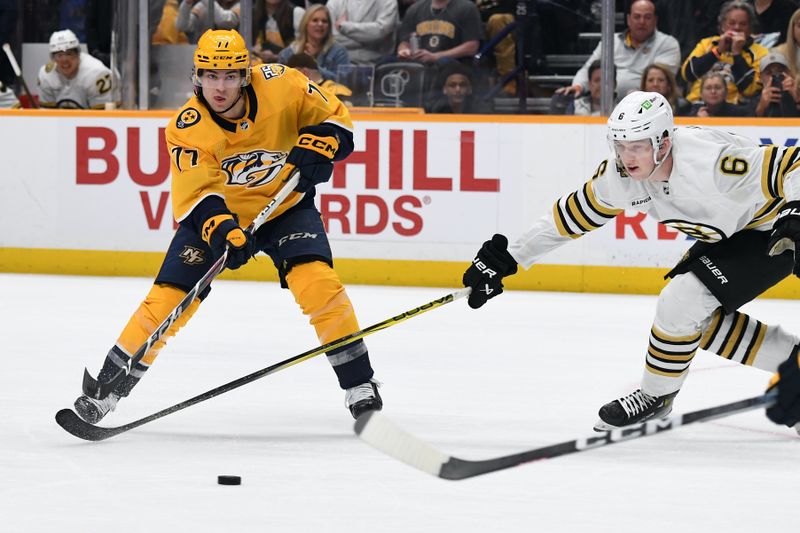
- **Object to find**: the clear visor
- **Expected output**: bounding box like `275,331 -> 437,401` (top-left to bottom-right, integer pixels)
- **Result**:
193,69 -> 247,89
611,138 -> 654,159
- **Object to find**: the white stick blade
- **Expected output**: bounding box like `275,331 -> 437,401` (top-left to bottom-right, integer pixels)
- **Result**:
354,412 -> 449,477
2,43 -> 22,75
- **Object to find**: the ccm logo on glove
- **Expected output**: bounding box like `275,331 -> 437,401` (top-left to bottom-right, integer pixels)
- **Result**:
297,134 -> 337,157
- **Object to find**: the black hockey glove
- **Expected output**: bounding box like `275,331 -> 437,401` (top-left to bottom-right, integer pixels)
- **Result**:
286,125 -> 340,193
766,346 -> 800,428
202,213 -> 256,270
462,234 -> 518,309
767,200 -> 800,276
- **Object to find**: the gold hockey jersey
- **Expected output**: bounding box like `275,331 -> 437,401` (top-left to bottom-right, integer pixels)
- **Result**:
165,63 -> 353,228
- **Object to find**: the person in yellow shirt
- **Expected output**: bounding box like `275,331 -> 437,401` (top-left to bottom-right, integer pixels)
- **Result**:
73,29 -> 382,424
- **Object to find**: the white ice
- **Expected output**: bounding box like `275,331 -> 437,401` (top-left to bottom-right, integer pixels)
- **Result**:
1,273 -> 797,533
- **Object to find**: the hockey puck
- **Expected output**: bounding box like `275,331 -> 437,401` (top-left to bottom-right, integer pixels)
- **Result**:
217,475 -> 241,486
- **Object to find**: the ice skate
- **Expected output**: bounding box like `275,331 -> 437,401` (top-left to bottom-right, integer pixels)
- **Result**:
74,392 -> 121,424
345,379 -> 383,419
594,389 -> 678,431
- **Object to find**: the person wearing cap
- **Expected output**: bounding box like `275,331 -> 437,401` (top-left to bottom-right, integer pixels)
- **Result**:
37,29 -> 117,109
753,50 -> 800,117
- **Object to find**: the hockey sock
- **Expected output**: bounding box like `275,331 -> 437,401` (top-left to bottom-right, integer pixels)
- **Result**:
700,309 -> 799,372
115,283 -> 201,366
286,261 -> 374,388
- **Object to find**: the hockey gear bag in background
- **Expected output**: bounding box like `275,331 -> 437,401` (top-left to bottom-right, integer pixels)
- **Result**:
462,234 -> 518,309
768,200 -> 800,276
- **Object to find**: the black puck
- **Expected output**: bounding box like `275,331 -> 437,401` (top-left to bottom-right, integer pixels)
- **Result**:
217,475 -> 241,485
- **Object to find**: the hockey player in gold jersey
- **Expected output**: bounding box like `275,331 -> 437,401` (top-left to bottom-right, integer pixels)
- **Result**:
73,29 -> 382,423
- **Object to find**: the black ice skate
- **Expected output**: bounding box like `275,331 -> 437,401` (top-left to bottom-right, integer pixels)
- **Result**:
74,392 -> 121,424
594,389 -> 679,431
346,379 -> 383,419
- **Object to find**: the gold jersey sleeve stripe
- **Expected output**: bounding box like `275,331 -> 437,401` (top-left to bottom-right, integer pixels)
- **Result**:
760,146 -> 779,200
565,192 -> 594,233
742,321 -> 767,366
552,201 -> 581,239
585,181 -> 622,218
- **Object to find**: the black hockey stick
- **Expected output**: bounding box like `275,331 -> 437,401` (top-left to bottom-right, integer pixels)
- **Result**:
354,392 -> 778,480
56,287 -> 472,441
2,43 -> 38,108
84,171 -> 300,401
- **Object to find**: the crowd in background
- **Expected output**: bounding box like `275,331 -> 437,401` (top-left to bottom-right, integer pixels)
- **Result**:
2,0 -> 800,116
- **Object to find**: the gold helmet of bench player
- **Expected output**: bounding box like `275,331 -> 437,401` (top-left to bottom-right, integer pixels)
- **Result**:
192,29 -> 251,87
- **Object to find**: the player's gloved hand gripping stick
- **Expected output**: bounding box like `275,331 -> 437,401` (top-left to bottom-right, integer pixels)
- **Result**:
83,170 -> 300,401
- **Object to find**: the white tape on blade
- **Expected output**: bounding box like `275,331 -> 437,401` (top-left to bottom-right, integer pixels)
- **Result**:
358,412 -> 449,476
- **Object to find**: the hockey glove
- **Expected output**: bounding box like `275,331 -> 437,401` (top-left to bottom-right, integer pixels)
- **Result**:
767,200 -> 800,276
462,234 -> 518,309
286,125 -> 340,193
202,214 -> 256,270
766,346 -> 800,428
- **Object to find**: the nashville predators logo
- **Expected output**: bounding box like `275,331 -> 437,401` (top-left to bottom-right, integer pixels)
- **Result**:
179,245 -> 206,265
176,107 -> 200,129
221,149 -> 287,188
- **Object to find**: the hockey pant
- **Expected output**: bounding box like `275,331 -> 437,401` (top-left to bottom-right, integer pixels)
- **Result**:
641,230 -> 798,397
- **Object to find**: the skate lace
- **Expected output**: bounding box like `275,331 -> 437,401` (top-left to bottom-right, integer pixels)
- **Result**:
618,389 -> 656,417
345,380 -> 379,407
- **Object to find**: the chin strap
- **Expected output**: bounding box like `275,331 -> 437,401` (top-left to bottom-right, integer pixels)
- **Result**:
218,89 -> 244,115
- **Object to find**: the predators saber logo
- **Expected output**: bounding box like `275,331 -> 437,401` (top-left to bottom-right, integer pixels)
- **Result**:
221,149 -> 287,188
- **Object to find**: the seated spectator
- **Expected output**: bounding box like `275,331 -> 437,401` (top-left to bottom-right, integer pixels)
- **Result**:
175,0 -> 240,43
558,0 -> 680,101
681,1 -> 769,104
252,0 -> 305,64
285,52 -> 353,101
427,63 -> 491,114
37,29 -> 117,109
153,0 -> 190,44
684,72 -> 750,116
278,4 -> 351,81
0,80 -> 19,108
326,0 -> 398,66
772,8 -> 800,79
640,63 -> 690,114
751,0 -> 797,44
752,50 -> 800,116
396,0 -> 483,66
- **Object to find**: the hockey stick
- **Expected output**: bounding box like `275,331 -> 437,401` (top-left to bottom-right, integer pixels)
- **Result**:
2,43 -> 38,108
354,391 -> 778,480
56,287 -> 472,441
85,170 -> 300,400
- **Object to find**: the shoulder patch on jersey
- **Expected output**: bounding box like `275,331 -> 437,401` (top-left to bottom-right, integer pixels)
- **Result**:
45,62 -> 56,73
176,107 -> 201,129
259,64 -> 286,81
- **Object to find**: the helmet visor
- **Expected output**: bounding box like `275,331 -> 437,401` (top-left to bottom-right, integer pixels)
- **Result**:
195,69 -> 247,89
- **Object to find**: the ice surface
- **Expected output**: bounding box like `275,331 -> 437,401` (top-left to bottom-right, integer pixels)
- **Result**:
1,273 -> 797,532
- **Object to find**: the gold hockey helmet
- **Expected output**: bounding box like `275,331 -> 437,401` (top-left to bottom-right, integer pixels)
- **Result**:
192,29 -> 251,87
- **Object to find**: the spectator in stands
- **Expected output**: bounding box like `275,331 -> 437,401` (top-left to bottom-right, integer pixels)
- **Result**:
153,0 -> 190,44
427,62 -> 491,113
751,0 -> 798,44
326,0 -> 398,66
278,4 -> 351,81
285,52 -> 354,101
252,0 -> 305,64
175,0 -> 240,43
655,0 -> 727,61
752,50 -> 800,115
37,29 -> 117,109
681,1 -> 769,104
557,0 -> 680,101
477,0 -> 518,96
773,8 -> 800,79
640,63 -> 690,114
0,80 -> 19,108
684,72 -> 750,116
396,0 -> 484,66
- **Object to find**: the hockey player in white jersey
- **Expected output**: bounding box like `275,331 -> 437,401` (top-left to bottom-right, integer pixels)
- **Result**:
463,91 -> 800,431
37,29 -> 116,109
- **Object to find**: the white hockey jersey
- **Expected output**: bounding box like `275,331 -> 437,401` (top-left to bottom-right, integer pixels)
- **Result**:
37,52 -> 115,109
510,126 -> 800,269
